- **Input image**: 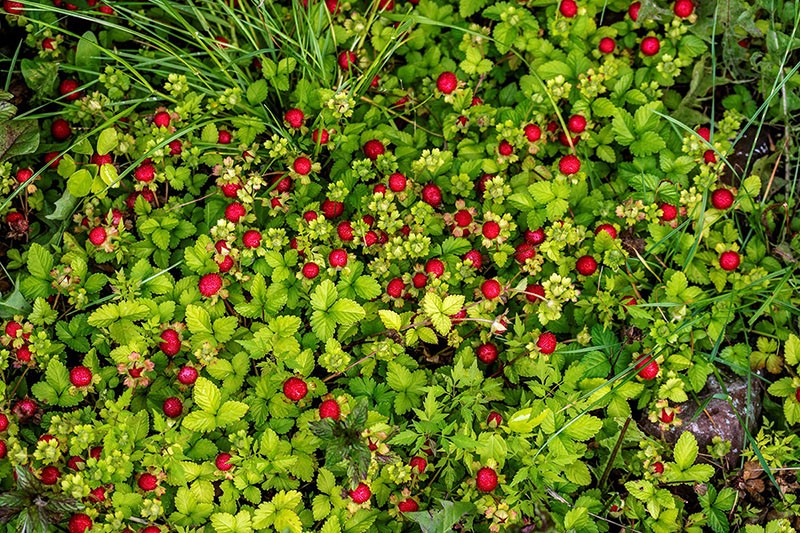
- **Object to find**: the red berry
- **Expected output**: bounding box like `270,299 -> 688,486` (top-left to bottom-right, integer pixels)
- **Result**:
15,168 -> 33,184
319,399 -> 341,420
284,108 -> 305,129
659,409 -> 674,424
215,452 -> 233,471
349,483 -> 371,503
524,124 -> 542,142
641,36 -> 660,56
91,153 -> 113,166
487,411 -> 502,426
89,486 -> 106,502
482,221 -> 500,239
162,397 -> 183,418
410,272 -> 426,289
537,332 -> 557,354
5,321 -> 21,338
153,111 -> 171,128
559,154 -> 581,175
697,127 -> 711,142
51,119 -> 72,141
526,284 -> 545,302
653,461 -> 664,474
69,513 -> 93,533
463,250 -> 483,269
13,398 -> 37,421
70,366 -> 92,387
225,202 -> 246,223
59,79 -> 82,101
41,466 -> 60,485
363,139 -> 385,160
387,278 -> 405,298
526,228 -> 546,245
576,255 -> 598,276
3,1 -> 24,14
0,440 -> 6,459
711,188 -> 734,210
660,203 -> 678,221
337,221 -> 354,241
199,273 -> 223,297
559,0 -> 577,17
795,388 -> 800,403
398,499 -> 419,512
328,249 -> 348,268
141,527 -> 160,533
629,1 -> 641,20
275,176 -> 292,193
704,150 -> 717,164
410,456 -> 427,473
321,199 -> 344,219
218,130 -> 232,144
599,37 -> 616,54
177,366 -> 198,385
312,128 -> 330,145
218,256 -> 234,273
595,224 -> 617,239
88,227 -> 107,246
138,473 -> 158,491
303,211 -> 318,223
635,356 -> 659,380
302,263 -> 320,279
436,71 -> 458,94
293,156 -> 312,175
477,343 -> 498,364
454,209 -> 472,228
498,140 -> 513,156
283,377 -> 308,401
42,37 -> 56,50
476,467 -> 498,492
0,413 -> 8,432
568,115 -> 587,133
481,279 -> 502,300
243,230 -> 262,249
514,243 -> 536,264
67,456 -> 85,470
134,163 -> 156,182
720,251 -> 740,271
159,329 -> 181,356
338,50 -> 357,70
421,184 -> 442,207
674,0 -> 694,17
425,258 -> 445,278
388,172 -> 407,192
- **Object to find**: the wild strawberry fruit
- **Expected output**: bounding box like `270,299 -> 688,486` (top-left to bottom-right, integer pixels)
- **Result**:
89,446 -> 102,460
559,154 -> 581,175
476,467 -> 498,492
559,0 -> 578,17
134,163 -> 156,182
218,130 -> 232,144
697,126 -> 711,142
283,377 -> 308,401
328,249 -> 348,268
363,139 -> 385,160
421,183 -> 442,207
319,399 -> 341,420
628,1 -> 641,20
138,473 -> 158,491
641,36 -> 660,56
91,153 -> 113,166
525,283 -> 545,302
302,263 -> 320,279
410,456 -> 427,473
660,203 -> 678,221
525,227 -> 546,245
218,256 -> 234,273
162,397 -> 183,418
454,209 -> 472,228
635,355 -> 659,380
387,278 -> 405,298
425,258 -> 445,278
436,71 -> 458,94
177,366 -> 198,385
498,140 -> 513,156
42,37 -> 56,50
719,251 -> 740,271
51,119 -> 72,141
153,111 -> 171,128
312,128 -> 330,144
487,411 -> 502,426
515,243 -> 536,263
4,1 -> 24,14
482,221 -> 500,239
0,440 -> 6,459
388,172 -> 407,192
70,366 -> 92,387
159,329 -> 181,356
599,37 -> 616,53
13,398 -> 37,421
412,272 -> 427,289
15,345 -> 31,362
69,513 -> 92,533
59,79 -> 82,101
141,527 -> 161,533
243,230 -> 262,249
216,452 -> 233,471
704,150 -> 717,164
674,0 -> 694,17
477,343 -> 498,364
451,308 -> 467,324
303,210 -> 318,223
88,485 -> 106,502
5,321 -> 21,338
373,184 -> 387,195
168,139 -> 183,156
537,332 -> 557,354
795,388 -> 800,403
0,413 -> 8,432
653,461 -> 664,474
199,273 -> 223,297
524,124 -> 542,142
659,408 -> 674,424
463,250 -> 483,269
576,255 -> 598,275
88,227 -> 107,246
337,221 -> 354,241
41,466 -> 60,485
15,168 -> 33,184
284,108 -> 304,128
225,202 -> 246,223
321,199 -> 344,219
349,483 -> 371,503
481,279 -> 502,300
293,156 -> 312,175
398,499 -> 419,512
568,115 -> 587,133
711,188 -> 734,210
338,50 -> 356,70
595,224 -> 617,238
67,456 -> 85,470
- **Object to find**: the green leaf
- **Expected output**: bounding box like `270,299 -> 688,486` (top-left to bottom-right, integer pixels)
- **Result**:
96,127 -> 118,155
311,280 -> 338,311
27,243 -> 54,280
378,310 -> 402,330
67,169 -> 93,197
785,334 -> 800,366
563,415 -> 602,441
216,401 -> 249,427
211,511 -> 253,533
186,305 -> 213,335
75,31 -> 101,73
0,119 -> 39,161
183,411 -> 216,432
353,276 -> 381,300
507,407 -> 547,433
194,377 -> 222,413
673,431 -> 699,470
528,182 -> 555,204
247,79 -> 269,105
329,299 -> 365,325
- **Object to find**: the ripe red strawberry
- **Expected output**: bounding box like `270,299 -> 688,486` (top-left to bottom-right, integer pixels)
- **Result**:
275,176 -> 292,193
41,466 -> 60,485
498,140 -> 513,156
515,243 -> 536,263
421,184 -> 442,207
697,126 -> 711,142
463,250 -> 483,269
0,440 -> 6,459
660,203 -> 678,221
410,456 -> 427,473
0,413 -> 8,432
134,163 -> 156,182
599,37 -> 616,54
711,188 -> 734,210
641,36 -> 660,56
425,258 -> 445,278
283,376 -> 308,401
88,485 -> 106,502
720,251 -> 740,271
59,79 -> 82,101
628,1 -> 641,20
567,115 -> 586,133
477,343 -> 498,364
321,199 -> 344,219
349,483 -> 371,503
302,262 -> 320,279
328,249 -> 348,268
89,446 -> 102,460
436,71 -> 458,94
482,221 -> 500,239
42,37 -> 56,50
312,128 -> 330,144
481,279 -> 502,300
559,0 -> 577,17
635,356 -> 659,380
524,124 -> 541,142
284,108 -> 305,128
69,513 -> 92,533
4,1 -> 23,14
363,139 -> 385,160
168,139 -> 183,156
218,130 -> 232,144
595,224 -> 617,238
15,168 -> 33,184
674,0 -> 694,17
303,211 -> 318,223
218,256 -> 234,273
476,467 -> 498,492
5,321 -> 21,338
15,345 -> 31,363
373,184 -> 387,195
525,227 -> 546,245
319,399 -> 341,420
652,461 -> 665,474
398,499 -> 419,512
704,150 -> 717,164
215,452 -> 233,471
487,411 -> 502,426
451,309 -> 467,325
13,398 -> 37,421
338,50 -> 356,70
337,221 -> 354,242
141,527 -> 161,533
559,154 -> 581,175
138,473 -> 158,491
88,227 -> 107,246
162,397 -> 183,418
51,119 -> 72,141
243,230 -> 262,249
576,255 -> 598,276
199,273 -> 223,297
412,272 -> 427,289
70,366 -> 93,387
388,172 -> 407,192
659,408 -> 674,424
153,111 -> 171,128
525,283 -> 545,302
476,173 -> 493,194
387,278 -> 405,298
91,153 -> 113,166
293,156 -> 312,175
454,209 -> 472,227
67,456 -> 85,470
795,388 -> 800,403
537,332 -> 557,354
177,366 -> 198,385
225,202 -> 246,223
159,329 -> 181,356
